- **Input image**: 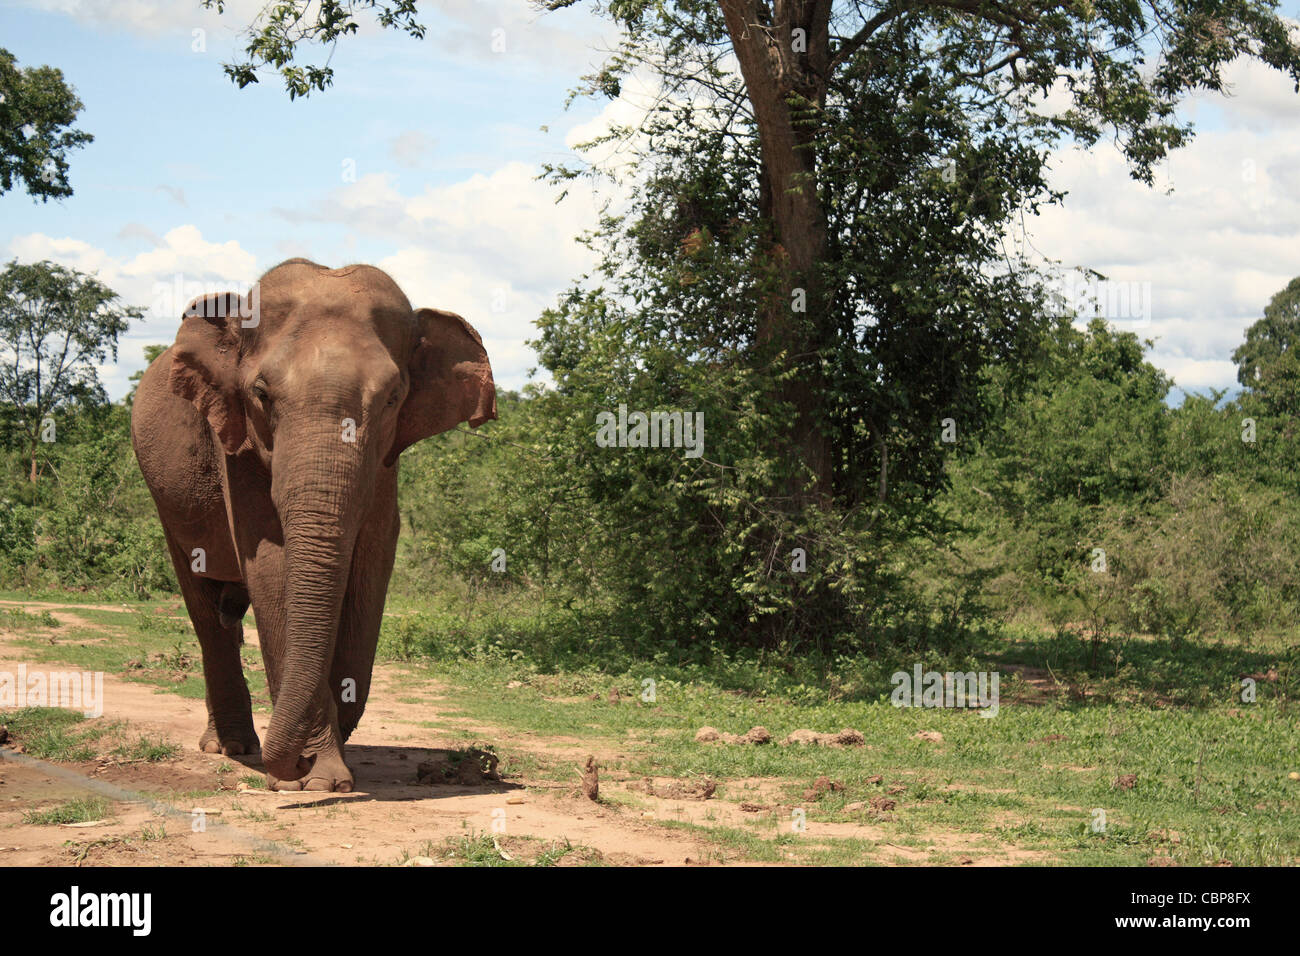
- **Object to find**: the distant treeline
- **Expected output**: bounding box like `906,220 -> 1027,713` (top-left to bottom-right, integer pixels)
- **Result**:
2,302 -> 1296,664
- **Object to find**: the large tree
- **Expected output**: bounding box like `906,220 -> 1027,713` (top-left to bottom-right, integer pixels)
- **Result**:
196,0 -> 1300,645
200,0 -> 1300,505
0,261 -> 140,481
0,48 -> 93,201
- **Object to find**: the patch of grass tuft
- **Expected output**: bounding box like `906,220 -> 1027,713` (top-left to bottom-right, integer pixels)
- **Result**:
23,796 -> 113,825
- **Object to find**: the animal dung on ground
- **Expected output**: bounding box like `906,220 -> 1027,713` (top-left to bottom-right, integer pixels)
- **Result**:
801,776 -> 845,801
695,725 -> 772,744
697,726 -> 866,747
782,728 -> 865,747
632,777 -> 717,800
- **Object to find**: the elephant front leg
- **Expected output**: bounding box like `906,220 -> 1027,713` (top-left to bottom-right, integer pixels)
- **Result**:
247,596 -> 355,793
264,689 -> 355,793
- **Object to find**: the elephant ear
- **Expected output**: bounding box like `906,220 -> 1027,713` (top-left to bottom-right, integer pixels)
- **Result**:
168,292 -> 248,455
386,307 -> 496,466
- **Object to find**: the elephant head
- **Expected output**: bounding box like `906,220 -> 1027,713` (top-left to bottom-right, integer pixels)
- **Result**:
166,259 -> 495,781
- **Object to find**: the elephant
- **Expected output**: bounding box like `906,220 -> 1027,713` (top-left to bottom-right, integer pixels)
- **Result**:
130,259 -> 496,791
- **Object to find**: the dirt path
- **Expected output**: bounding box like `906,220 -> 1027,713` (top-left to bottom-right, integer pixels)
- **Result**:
0,598 -> 130,630
0,607 -> 743,867
0,599 -> 1059,867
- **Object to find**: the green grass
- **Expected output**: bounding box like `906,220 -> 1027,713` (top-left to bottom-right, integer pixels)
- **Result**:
22,796 -> 113,825
0,606 -> 59,629
0,706 -> 180,764
0,589 -> 126,605
405,832 -> 603,867
1,706 -> 100,760
112,736 -> 180,762
5,593 -> 1298,866
372,605 -> 1300,867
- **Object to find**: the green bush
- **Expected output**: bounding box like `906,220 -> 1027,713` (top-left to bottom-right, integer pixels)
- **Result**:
0,498 -> 36,585
0,404 -> 176,598
1102,476 -> 1300,641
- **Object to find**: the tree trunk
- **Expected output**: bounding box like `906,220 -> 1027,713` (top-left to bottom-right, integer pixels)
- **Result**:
719,0 -> 834,502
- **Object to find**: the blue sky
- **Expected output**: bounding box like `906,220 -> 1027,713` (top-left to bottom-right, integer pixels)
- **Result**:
1,0 -> 619,397
4,0 -> 1300,404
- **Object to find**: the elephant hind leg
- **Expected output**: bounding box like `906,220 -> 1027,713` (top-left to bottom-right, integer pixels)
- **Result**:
163,532 -> 260,757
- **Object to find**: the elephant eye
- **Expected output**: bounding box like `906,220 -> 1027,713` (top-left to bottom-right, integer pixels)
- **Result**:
386,391 -> 399,408
250,383 -> 269,404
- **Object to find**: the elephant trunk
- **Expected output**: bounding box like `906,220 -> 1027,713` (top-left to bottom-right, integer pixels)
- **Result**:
260,434 -> 363,782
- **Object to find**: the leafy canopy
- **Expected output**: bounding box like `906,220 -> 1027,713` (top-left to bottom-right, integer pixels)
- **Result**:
0,48 -> 92,201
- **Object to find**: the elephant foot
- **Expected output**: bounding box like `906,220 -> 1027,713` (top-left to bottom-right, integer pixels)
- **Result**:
199,719 -> 260,757
267,751 -> 353,793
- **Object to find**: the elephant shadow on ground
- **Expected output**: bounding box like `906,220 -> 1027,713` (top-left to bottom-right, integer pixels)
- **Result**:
224,744 -> 525,802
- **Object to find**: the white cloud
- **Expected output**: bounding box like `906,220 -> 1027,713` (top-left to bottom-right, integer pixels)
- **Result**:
275,160 -> 607,391
562,63 -> 744,185
1022,64 -> 1300,393
7,234 -> 118,277
11,154 -> 603,397
562,68 -> 672,179
156,185 -> 187,206
18,0 -> 265,35
119,224 -> 257,283
20,0 -> 616,71
1190,51 -> 1300,131
1153,355 -> 1239,392
411,0 -> 616,69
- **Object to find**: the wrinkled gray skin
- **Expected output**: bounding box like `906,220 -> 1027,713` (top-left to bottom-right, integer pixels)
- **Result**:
131,259 -> 496,791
